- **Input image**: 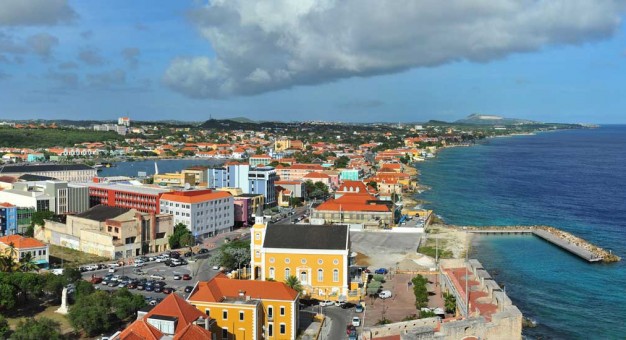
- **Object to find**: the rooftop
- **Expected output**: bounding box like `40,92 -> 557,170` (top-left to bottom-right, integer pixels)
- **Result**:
74,205 -> 131,222
0,164 -> 95,173
88,182 -> 172,195
188,273 -> 298,303
160,190 -> 231,204
263,224 -> 349,250
0,235 -> 46,249
145,293 -> 208,334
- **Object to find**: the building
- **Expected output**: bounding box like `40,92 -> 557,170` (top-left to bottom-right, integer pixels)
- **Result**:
0,180 -> 89,215
248,167 -> 277,207
87,182 -> 172,214
153,172 -> 195,187
274,181 -> 306,199
0,234 -> 49,269
0,203 -> 18,236
38,205 -> 173,258
249,155 -> 273,167
187,273 -> 299,340
251,220 -> 361,302
118,117 -> 130,126
182,166 -> 208,186
114,293 -> 212,340
159,190 -> 234,239
339,169 -> 361,181
0,164 -> 97,182
311,193 -> 394,228
274,164 -> 325,181
274,138 -> 304,152
208,163 -> 250,193
94,123 -> 128,135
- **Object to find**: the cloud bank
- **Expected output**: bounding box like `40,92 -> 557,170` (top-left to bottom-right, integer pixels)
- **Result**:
0,0 -> 75,26
164,0 -> 626,99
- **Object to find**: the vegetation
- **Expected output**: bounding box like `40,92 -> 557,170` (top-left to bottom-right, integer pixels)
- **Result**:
0,242 -> 39,273
334,155 -> 350,168
418,238 -> 453,259
304,180 -> 329,199
376,317 -> 391,325
412,275 -> 429,311
366,281 -> 382,296
168,223 -> 194,249
68,287 -> 145,337
0,127 -> 122,148
0,315 -> 9,338
10,317 -> 62,340
49,245 -> 109,268
284,275 -> 303,293
210,239 -> 250,270
444,292 -> 457,314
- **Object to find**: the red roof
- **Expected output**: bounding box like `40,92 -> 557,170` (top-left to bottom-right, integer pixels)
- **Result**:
337,181 -> 368,193
145,293 -> 208,334
173,323 -> 213,340
0,235 -> 46,249
161,190 -> 231,204
303,172 -> 330,179
119,319 -> 163,340
189,273 -> 298,303
315,193 -> 390,212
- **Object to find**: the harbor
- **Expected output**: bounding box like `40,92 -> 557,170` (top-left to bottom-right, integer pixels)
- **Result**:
462,226 -> 621,263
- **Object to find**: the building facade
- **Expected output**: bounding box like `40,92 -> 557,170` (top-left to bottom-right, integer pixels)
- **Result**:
0,235 -> 49,268
0,203 -> 18,236
248,167 -> 277,207
159,190 -> 234,239
88,182 -> 171,214
0,164 -> 97,182
187,273 -> 299,340
251,220 -> 358,302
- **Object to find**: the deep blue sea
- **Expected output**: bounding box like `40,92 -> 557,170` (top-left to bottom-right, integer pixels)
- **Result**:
417,126 -> 626,339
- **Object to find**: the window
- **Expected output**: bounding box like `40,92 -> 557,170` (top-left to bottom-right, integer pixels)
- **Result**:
280,323 -> 286,334
285,268 -> 290,279
268,306 -> 273,318
333,269 -> 339,282
222,310 -> 228,319
222,328 -> 228,339
255,250 -> 260,258
317,269 -> 324,282
318,259 -> 323,265
255,233 -> 260,240
300,271 -> 308,284
239,311 -> 244,321
284,258 -> 290,264
269,267 -> 275,279
301,258 -> 307,264
268,324 -> 273,337
280,306 -> 285,316
333,259 -> 339,265
205,309 -> 210,316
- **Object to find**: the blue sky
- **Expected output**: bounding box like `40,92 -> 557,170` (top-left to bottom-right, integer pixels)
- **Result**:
1,0 -> 626,124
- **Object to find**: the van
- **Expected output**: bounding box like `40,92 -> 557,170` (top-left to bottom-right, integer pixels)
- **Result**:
51,268 -> 64,275
379,290 -> 392,299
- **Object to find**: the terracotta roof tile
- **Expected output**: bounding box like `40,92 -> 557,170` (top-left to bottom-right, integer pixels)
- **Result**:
0,235 -> 46,249
161,190 -> 232,204
145,293 -> 208,334
173,323 -> 212,340
189,274 -> 298,303
119,319 -> 163,340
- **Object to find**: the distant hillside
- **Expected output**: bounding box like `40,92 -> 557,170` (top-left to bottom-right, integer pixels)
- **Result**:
455,113 -> 538,125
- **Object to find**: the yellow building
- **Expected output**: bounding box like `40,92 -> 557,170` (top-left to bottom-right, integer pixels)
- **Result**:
187,273 -> 299,340
153,172 -> 195,187
250,217 -> 362,302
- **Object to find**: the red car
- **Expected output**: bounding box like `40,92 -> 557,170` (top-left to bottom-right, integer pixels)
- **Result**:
182,274 -> 191,280
90,276 -> 103,284
162,287 -> 173,294
346,324 -> 356,335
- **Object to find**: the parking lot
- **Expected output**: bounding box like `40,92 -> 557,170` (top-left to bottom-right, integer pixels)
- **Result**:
350,231 -> 423,269
79,252 -> 221,304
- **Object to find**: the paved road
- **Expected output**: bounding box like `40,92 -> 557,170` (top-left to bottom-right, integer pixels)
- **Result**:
319,305 -> 359,340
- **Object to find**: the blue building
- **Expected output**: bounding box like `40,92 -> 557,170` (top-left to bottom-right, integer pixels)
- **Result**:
248,166 -> 277,207
0,203 -> 18,236
208,163 -> 250,192
340,169 -> 361,181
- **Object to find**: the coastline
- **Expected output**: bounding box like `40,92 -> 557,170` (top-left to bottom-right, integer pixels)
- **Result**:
401,133 -> 621,264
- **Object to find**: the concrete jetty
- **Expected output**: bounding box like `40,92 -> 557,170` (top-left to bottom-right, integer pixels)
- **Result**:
462,226 -> 620,263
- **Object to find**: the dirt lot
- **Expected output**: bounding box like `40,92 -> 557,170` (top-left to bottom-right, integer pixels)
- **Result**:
350,231 -> 436,271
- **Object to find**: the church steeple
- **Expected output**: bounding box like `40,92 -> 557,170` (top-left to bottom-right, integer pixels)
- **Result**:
255,203 -> 264,224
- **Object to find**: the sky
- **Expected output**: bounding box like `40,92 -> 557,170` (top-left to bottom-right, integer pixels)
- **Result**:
1,0 -> 626,124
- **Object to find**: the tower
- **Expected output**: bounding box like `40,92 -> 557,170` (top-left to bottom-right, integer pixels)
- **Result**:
250,204 -> 266,280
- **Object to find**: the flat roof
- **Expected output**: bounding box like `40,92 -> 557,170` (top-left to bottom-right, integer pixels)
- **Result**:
87,182 -> 172,195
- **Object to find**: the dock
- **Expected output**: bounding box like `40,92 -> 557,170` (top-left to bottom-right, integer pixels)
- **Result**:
464,226 -> 619,263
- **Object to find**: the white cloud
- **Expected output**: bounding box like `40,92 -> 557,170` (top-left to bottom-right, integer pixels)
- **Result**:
0,0 -> 75,26
164,0 -> 626,99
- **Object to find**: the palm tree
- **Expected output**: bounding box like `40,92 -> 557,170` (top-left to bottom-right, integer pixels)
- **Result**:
284,275 -> 303,293
18,252 -> 39,272
0,254 -> 17,272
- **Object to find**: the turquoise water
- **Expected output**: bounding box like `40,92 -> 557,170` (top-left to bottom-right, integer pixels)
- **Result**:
417,126 -> 626,339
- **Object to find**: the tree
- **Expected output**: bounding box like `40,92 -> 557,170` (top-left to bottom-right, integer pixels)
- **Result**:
111,288 -> 146,320
74,280 -> 95,299
284,275 -> 303,293
68,290 -> 112,336
0,315 -> 9,339
179,233 -> 195,248
335,155 -> 350,168
444,292 -> 457,314
412,275 -> 429,310
367,181 -> 378,191
210,240 -> 250,270
10,317 -> 61,340
30,210 -> 54,227
168,223 -> 192,249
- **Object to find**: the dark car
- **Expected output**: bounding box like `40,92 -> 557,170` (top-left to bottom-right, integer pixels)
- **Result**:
184,286 -> 194,293
184,251 -> 193,258
145,285 -> 154,292
170,252 -> 180,259
162,287 -> 173,294
197,248 -> 209,254
136,284 -> 145,291
182,274 -> 191,280
346,325 -> 356,335
153,286 -> 162,293
127,282 -> 137,289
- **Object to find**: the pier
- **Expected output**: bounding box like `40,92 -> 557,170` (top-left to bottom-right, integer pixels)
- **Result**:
463,226 -> 620,263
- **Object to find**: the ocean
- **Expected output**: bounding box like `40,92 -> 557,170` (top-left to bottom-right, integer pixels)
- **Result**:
417,126 -> 626,339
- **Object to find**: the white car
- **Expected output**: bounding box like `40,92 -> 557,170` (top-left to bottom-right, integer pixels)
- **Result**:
352,316 -> 361,327
155,256 -> 168,263
108,268 -> 117,273
134,261 -> 145,267
319,300 -> 333,307
212,265 -> 220,270
379,290 -> 392,299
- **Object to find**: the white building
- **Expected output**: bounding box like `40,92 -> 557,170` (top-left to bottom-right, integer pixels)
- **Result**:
159,190 -> 234,239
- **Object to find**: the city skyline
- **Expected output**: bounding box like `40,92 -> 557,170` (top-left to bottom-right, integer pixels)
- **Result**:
1,0 -> 626,124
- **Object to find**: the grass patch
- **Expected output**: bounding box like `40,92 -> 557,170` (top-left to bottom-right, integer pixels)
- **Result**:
49,245 -> 109,268
418,238 -> 453,259
7,304 -> 74,335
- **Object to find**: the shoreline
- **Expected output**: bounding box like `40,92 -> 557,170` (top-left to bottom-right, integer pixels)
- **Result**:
401,131 -> 621,264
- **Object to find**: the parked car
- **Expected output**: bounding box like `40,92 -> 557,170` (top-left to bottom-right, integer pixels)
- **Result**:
173,274 -> 182,280
184,251 -> 193,258
108,268 -> 117,273
150,274 -> 165,280
136,284 -> 145,291
319,300 -> 333,307
352,317 -> 361,327
374,268 -> 388,274
134,260 -> 145,267
184,286 -> 194,293
127,282 -> 137,289
197,248 -> 209,254
153,286 -> 162,293
212,265 -> 220,270
145,285 -> 154,292
90,276 -> 103,284
346,325 -> 356,335
162,287 -> 173,294
182,274 -> 191,280
355,304 -> 364,313
379,290 -> 392,299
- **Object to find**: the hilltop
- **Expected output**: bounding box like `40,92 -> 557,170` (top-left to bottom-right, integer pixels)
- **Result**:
454,113 -> 538,125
